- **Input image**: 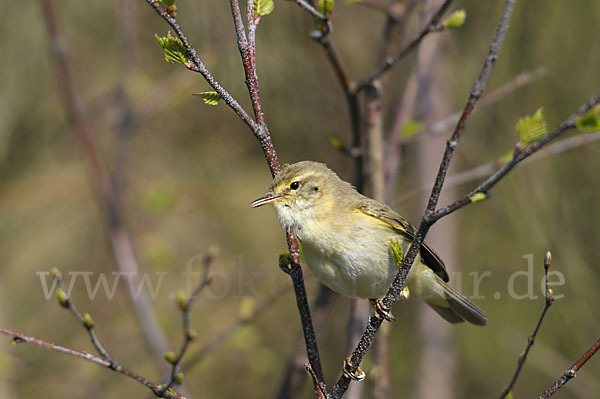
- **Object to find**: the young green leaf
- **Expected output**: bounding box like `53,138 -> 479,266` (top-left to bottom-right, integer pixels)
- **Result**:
278,252 -> 293,271
575,104 -> 600,132
318,0 -> 335,18
238,296 -> 256,322
83,313 -> 94,329
390,240 -> 404,266
155,32 -> 188,64
516,107 -> 547,144
57,288 -> 69,308
443,10 -> 467,29
327,134 -> 345,150
469,192 -> 489,204
164,351 -> 176,364
176,290 -> 188,311
157,0 -> 176,6
400,120 -> 423,138
254,0 -> 274,16
193,91 -> 222,106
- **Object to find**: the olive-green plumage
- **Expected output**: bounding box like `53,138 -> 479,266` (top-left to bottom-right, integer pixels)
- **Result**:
251,161 -> 486,326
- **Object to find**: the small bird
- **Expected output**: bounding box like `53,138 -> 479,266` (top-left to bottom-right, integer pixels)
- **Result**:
251,161 -> 487,326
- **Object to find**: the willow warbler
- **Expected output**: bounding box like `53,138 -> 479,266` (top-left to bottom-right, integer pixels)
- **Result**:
251,161 -> 487,326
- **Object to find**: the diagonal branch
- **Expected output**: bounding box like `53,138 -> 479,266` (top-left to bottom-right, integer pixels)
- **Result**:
145,0 -> 326,394
499,252 -> 555,398
431,92 -> 600,222
395,128 -> 600,207
289,0 -> 327,21
356,0 -> 454,91
406,66 -> 549,144
0,328 -> 184,399
539,337 -> 600,399
328,1 -> 516,397
159,251 -> 215,394
182,277 -> 296,371
53,270 -> 115,364
144,0 -> 259,133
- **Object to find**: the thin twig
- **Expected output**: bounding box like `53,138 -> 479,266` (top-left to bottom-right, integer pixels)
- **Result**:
405,66 -> 549,144
395,130 -> 600,206
240,0 -> 328,391
144,0 -> 259,133
356,0 -> 454,91
431,93 -> 600,222
181,276 -> 296,371
280,245 -> 328,395
53,270 -> 115,365
159,251 -> 215,393
289,0 -> 327,21
305,363 -> 327,399
539,337 -> 600,399
274,284 -> 335,399
499,251 -> 555,398
0,328 -> 184,399
328,2 -> 516,397
40,0 -> 171,367
311,19 -> 363,189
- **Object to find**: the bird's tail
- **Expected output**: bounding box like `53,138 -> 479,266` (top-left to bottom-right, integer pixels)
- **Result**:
426,275 -> 488,326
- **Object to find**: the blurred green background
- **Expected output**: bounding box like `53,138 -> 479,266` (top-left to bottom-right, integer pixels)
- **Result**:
1,0 -> 599,398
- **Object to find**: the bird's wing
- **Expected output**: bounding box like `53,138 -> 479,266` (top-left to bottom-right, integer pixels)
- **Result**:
358,201 -> 449,282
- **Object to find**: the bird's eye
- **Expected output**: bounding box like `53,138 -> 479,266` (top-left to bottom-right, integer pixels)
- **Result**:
290,181 -> 300,190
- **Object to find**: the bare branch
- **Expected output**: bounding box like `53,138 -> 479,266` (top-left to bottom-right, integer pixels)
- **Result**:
280,246 -> 327,394
0,328 -> 184,399
309,14 -> 363,189
144,0 -> 326,392
274,284 -> 335,399
539,337 -> 600,399
356,0 -> 454,90
395,130 -> 600,206
289,0 -> 327,21
53,270 -> 115,364
182,278 -> 296,371
499,251 -> 555,398
328,2 -> 516,397
159,251 -> 215,394
432,92 -> 600,222
409,66 -> 549,143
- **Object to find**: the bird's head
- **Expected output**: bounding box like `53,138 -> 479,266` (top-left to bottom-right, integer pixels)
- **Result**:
251,161 -> 350,230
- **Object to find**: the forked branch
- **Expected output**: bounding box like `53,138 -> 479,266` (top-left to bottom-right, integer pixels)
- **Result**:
499,251 -> 555,398
0,328 -> 184,399
145,0 -> 326,393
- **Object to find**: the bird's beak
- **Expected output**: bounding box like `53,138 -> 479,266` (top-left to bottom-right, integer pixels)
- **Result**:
250,193 -> 281,208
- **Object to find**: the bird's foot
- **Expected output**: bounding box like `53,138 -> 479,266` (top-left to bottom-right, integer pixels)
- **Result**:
343,357 -> 366,382
373,298 -> 395,322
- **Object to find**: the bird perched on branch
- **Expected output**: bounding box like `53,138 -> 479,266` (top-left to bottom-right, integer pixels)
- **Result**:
251,161 -> 486,326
